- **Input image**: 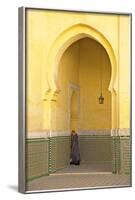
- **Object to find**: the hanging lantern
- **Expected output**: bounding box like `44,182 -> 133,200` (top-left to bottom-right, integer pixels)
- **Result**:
99,93 -> 104,104
99,52 -> 104,104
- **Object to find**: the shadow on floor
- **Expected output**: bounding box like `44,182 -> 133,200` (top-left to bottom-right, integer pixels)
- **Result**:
8,185 -> 18,192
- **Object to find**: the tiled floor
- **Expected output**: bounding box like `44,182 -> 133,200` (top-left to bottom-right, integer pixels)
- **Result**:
26,164 -> 131,192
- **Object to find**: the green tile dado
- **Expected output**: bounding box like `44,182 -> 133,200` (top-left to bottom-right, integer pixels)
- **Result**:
26,138 -> 49,181
112,136 -> 120,174
119,136 -> 131,174
26,135 -> 131,181
112,136 -> 131,174
49,136 -> 71,173
78,135 -> 113,164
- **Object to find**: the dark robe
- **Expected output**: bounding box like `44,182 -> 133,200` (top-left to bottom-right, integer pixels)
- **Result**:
70,133 -> 80,165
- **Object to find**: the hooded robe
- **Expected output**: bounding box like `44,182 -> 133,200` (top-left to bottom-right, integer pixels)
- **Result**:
70,133 -> 80,165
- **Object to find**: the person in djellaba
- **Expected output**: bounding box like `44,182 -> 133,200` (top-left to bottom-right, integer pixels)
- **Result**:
70,130 -> 80,165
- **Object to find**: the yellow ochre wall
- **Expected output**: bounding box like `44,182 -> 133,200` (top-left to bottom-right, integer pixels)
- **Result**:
79,38 -> 111,130
57,42 -> 80,131
26,9 -> 131,137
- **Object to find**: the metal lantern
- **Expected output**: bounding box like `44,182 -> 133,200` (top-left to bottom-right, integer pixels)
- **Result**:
99,54 -> 104,104
99,93 -> 104,104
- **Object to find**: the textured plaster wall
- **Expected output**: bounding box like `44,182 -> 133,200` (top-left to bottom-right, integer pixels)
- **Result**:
26,9 -> 130,137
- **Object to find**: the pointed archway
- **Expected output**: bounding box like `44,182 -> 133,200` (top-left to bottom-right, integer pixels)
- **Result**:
44,23 -> 118,137
44,23 -> 119,174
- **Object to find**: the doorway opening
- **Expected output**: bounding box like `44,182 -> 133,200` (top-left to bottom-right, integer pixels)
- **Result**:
55,37 -> 113,174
